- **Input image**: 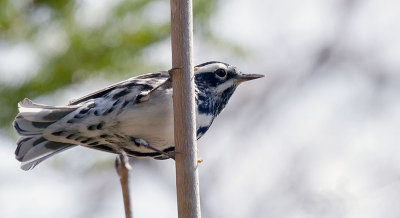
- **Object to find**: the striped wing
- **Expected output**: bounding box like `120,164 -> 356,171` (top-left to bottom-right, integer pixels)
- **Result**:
69,71 -> 170,105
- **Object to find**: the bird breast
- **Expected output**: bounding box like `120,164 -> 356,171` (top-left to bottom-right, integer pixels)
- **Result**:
117,88 -> 174,148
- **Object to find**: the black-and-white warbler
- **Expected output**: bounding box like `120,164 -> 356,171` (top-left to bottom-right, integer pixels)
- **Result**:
13,61 -> 263,170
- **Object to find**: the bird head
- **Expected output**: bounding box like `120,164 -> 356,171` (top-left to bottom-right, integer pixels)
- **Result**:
194,61 -> 264,115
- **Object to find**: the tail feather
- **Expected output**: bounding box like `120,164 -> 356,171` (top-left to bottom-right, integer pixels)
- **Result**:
13,118 -> 54,136
15,136 -> 44,160
13,98 -> 78,170
19,139 -> 74,171
17,98 -> 80,122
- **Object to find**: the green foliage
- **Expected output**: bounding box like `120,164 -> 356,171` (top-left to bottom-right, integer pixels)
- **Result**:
0,0 -> 218,128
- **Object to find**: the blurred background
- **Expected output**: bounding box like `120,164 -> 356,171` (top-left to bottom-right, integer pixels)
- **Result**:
1,0 -> 400,217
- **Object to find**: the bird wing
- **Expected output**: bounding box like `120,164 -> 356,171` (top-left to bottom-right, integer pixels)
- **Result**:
69,71 -> 170,105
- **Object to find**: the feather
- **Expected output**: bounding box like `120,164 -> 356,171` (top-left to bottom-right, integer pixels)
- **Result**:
20,144 -> 74,171
13,98 -> 77,170
69,71 -> 170,105
18,98 -> 80,122
14,118 -> 54,136
15,135 -> 75,171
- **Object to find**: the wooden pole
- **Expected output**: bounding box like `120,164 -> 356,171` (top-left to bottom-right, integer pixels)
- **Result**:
115,151 -> 133,218
170,0 -> 201,217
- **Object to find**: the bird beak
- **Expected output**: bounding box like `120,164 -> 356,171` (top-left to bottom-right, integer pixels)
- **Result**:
237,73 -> 265,83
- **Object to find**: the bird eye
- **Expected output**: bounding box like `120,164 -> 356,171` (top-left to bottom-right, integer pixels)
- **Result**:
215,69 -> 227,78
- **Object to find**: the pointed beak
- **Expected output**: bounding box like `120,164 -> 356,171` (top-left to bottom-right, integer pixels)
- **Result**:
237,73 -> 265,83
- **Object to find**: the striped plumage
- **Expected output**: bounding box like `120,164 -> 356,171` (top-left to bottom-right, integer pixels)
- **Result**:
13,61 -> 263,170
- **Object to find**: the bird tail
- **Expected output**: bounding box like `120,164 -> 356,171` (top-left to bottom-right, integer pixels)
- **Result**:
13,98 -> 77,170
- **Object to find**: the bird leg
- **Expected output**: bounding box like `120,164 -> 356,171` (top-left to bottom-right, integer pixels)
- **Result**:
131,138 -> 175,160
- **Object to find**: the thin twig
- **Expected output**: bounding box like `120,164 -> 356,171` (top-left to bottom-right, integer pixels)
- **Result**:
115,151 -> 133,218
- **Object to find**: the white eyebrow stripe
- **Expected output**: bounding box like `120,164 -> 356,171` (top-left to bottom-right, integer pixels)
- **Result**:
195,63 -> 227,75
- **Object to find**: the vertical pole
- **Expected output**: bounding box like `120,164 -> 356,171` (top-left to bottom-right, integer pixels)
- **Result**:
170,0 -> 201,217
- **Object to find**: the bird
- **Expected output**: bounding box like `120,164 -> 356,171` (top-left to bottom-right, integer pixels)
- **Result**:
13,61 -> 264,170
